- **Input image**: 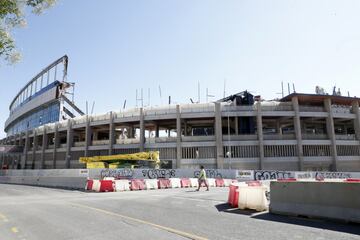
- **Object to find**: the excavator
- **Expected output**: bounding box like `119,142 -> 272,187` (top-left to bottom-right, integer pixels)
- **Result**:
79,151 -> 160,169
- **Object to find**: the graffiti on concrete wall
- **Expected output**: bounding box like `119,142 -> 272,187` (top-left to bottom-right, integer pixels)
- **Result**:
142,169 -> 176,179
314,172 -> 351,179
100,169 -> 134,179
194,169 -> 222,179
254,170 -> 293,180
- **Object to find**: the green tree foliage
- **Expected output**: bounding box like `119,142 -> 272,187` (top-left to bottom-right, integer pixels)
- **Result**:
0,0 -> 56,64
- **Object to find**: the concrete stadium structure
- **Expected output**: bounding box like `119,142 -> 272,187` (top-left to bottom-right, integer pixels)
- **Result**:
2,57 -> 360,171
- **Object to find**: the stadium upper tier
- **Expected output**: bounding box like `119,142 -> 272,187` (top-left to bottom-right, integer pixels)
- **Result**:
4,56 -> 84,136
1,92 -> 360,171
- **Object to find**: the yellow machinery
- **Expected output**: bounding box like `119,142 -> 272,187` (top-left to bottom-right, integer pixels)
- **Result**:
79,151 -> 160,169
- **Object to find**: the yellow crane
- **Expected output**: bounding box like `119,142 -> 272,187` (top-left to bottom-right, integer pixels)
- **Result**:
79,151 -> 160,169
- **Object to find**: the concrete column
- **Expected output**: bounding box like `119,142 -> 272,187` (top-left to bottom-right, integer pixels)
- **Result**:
292,97 -> 304,171
155,124 -> 160,138
109,111 -> 115,155
32,130 -> 38,169
65,119 -> 73,169
235,117 -> 239,135
84,116 -> 91,157
22,130 -> 29,169
324,98 -> 338,171
53,123 -> 59,169
176,105 -> 182,168
276,120 -> 282,135
215,102 -> 224,169
256,102 -> 264,170
128,126 -> 134,138
40,127 -> 48,169
140,108 -> 145,152
352,101 -> 360,140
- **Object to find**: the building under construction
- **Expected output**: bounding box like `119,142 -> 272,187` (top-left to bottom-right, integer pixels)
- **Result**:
1,56 -> 360,171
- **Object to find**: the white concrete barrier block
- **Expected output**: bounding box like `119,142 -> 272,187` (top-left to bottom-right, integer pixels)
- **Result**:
206,178 -> 216,187
170,178 -> 181,188
114,180 -> 130,192
144,179 -> 159,190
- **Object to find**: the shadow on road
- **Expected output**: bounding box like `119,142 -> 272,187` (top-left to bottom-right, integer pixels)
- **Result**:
215,203 -> 360,236
215,203 -> 256,216
252,212 -> 360,236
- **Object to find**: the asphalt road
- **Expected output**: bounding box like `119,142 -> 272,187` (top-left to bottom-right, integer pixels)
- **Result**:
0,184 -> 359,240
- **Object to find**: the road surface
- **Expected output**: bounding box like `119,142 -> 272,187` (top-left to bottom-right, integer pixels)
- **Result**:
0,184 -> 359,240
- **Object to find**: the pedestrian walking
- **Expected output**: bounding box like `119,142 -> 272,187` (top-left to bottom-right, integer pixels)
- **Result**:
196,165 -> 209,191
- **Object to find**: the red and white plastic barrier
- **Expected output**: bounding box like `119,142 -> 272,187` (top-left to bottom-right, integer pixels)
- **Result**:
206,178 -> 216,187
170,178 -> 181,188
114,180 -> 130,192
130,179 -> 146,191
189,178 -> 199,188
180,178 -> 191,188
99,180 -> 114,192
85,179 -> 93,191
215,178 -> 225,187
158,179 -> 171,189
144,179 -> 159,190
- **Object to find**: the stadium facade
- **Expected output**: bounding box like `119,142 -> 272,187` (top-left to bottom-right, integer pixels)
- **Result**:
1,56 -> 360,171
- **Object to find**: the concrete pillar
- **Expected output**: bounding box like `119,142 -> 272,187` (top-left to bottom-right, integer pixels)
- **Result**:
176,105 -> 182,168
155,124 -> 160,138
109,111 -> 115,155
256,102 -> 264,170
65,119 -> 73,169
128,126 -> 134,138
53,123 -> 59,169
32,130 -> 38,169
324,98 -> 338,171
140,108 -> 145,152
352,101 -> 360,140
235,117 -> 239,135
215,102 -> 224,169
276,120 -> 282,135
40,127 -> 48,169
292,97 -> 304,171
22,130 -> 29,169
85,116 -> 91,157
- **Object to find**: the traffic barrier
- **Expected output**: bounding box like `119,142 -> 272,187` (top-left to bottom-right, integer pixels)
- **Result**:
237,185 -> 268,211
144,179 -> 159,190
344,178 -> 360,182
91,180 -> 101,192
206,178 -> 216,187
99,180 -> 114,192
228,184 -> 240,207
103,177 -> 115,181
170,178 -> 181,188
246,181 -> 262,186
223,179 -> 233,187
215,178 -> 225,187
180,178 -> 191,188
277,178 -> 297,182
130,179 -> 145,190
114,180 -> 130,192
158,179 -> 171,189
189,178 -> 199,188
85,179 -> 93,190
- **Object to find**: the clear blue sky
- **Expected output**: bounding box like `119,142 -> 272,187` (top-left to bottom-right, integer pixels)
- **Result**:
1,0 -> 360,138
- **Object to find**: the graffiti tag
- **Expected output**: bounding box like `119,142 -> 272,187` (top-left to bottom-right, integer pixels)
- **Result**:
100,169 -> 134,179
194,169 -> 222,179
254,171 -> 293,180
142,169 -> 176,179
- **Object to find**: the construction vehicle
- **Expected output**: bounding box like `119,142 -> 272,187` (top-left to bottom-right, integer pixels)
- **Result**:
79,151 -> 160,169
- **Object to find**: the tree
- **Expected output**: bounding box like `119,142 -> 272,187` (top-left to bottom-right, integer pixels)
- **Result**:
0,0 -> 56,64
